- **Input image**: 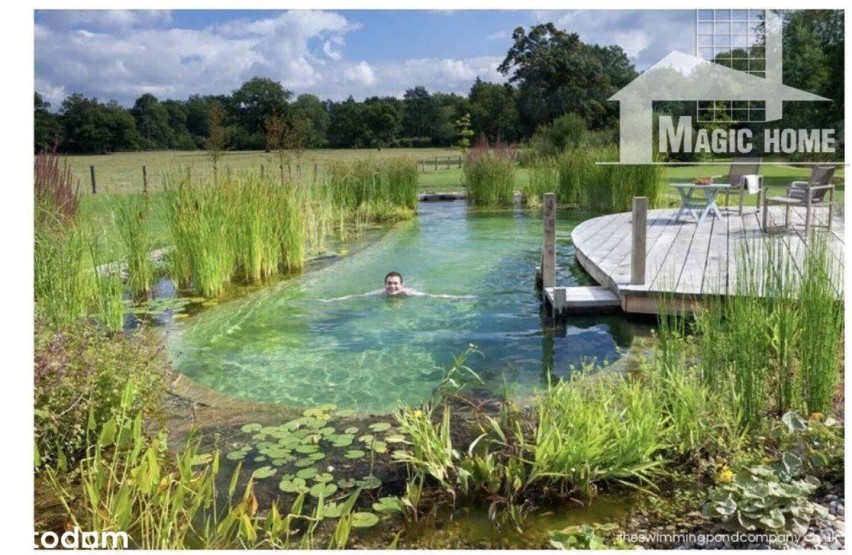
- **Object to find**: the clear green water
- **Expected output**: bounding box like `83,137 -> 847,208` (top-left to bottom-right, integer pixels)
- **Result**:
167,202 -> 641,413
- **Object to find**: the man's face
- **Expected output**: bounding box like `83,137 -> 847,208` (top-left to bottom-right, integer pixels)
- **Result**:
384,275 -> 403,295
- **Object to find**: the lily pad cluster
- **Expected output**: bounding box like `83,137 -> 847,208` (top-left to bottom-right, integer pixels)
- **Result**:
225,406 -> 405,511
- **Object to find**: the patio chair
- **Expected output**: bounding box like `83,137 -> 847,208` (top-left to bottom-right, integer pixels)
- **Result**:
761,165 -> 837,234
720,157 -> 762,214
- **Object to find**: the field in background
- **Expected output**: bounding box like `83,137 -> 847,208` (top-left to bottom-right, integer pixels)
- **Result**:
65,148 -> 463,194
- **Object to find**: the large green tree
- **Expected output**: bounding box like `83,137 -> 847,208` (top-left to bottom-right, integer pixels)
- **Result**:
291,94 -> 331,148
467,78 -> 520,143
401,86 -> 439,140
498,23 -> 637,135
230,77 -> 292,148
131,93 -> 174,149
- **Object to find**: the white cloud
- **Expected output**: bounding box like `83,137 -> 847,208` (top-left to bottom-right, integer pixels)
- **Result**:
486,30 -> 509,41
34,9 -> 511,105
343,61 -> 376,87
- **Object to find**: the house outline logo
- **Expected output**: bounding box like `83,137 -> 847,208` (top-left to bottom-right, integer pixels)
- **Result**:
608,10 -> 830,164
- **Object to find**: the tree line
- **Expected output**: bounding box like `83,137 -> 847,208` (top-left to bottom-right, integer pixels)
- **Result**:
34,13 -> 843,155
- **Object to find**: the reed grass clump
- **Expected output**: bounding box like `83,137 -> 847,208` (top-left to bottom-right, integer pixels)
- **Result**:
112,193 -> 154,297
326,157 -> 418,212
165,172 -> 315,297
550,146 -> 665,211
463,139 -> 517,206
661,233 -> 844,432
522,156 -> 559,207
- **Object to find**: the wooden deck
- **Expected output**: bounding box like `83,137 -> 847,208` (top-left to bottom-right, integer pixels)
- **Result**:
569,205 -> 844,314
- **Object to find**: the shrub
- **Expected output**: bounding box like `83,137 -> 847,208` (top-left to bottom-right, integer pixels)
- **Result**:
34,317 -> 166,468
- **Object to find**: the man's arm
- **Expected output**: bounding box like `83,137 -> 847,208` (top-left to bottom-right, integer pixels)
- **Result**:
319,289 -> 385,302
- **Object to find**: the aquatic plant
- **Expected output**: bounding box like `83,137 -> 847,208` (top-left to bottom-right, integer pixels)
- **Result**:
463,138 -> 517,206
43,384 -> 370,549
326,157 -> 418,212
521,156 -> 559,207
112,192 -> 154,296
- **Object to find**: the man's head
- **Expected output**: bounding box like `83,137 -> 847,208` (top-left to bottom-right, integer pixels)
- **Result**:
384,271 -> 403,295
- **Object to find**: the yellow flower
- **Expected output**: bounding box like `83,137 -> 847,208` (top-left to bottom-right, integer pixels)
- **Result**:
809,412 -> 825,422
412,410 -> 423,418
718,469 -> 734,484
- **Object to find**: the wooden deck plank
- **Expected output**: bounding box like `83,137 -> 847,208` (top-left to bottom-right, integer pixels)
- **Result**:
570,207 -> 843,314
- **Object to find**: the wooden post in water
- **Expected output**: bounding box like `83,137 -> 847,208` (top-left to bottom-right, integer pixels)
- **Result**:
542,192 -> 556,289
142,165 -> 148,193
89,166 -> 97,194
631,196 -> 648,285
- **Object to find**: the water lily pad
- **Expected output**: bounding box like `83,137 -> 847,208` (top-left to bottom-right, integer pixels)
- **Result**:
337,478 -> 356,489
373,496 -> 403,513
278,473 -> 294,482
278,477 -> 308,494
358,434 -> 375,444
323,502 -> 343,518
252,466 -> 277,480
372,441 -> 388,454
261,426 -> 279,435
303,407 -> 326,418
309,482 -> 338,498
369,422 -> 392,432
318,426 -> 336,436
308,452 -> 326,461
296,467 -> 318,480
295,444 -> 319,454
251,433 -> 267,441
385,434 -> 406,443
351,512 -> 379,528
226,450 -> 248,461
256,441 -> 275,449
318,403 -> 337,412
241,423 -> 263,433
334,409 -> 355,418
294,458 -> 315,468
272,459 -> 287,466
313,472 -> 334,483
305,434 -> 322,444
344,450 -> 365,459
254,455 -> 267,462
344,426 -> 359,435
356,475 -> 382,489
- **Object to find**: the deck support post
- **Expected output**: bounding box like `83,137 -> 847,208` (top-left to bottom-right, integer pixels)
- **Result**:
631,197 -> 648,285
542,193 -> 556,290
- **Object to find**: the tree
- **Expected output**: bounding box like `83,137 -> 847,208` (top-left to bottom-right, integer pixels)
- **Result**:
498,23 -> 637,135
131,93 -> 173,149
467,78 -> 520,143
162,99 -> 195,149
34,93 -> 62,152
327,97 -> 368,148
291,94 -> 330,148
231,77 -> 292,148
401,86 -> 439,140
363,96 -> 403,148
59,94 -> 139,154
455,112 -> 474,153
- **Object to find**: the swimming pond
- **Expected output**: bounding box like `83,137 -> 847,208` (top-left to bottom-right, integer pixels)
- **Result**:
166,201 -> 644,413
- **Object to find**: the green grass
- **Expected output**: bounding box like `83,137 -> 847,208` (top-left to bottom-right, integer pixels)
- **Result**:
65,148 -> 464,194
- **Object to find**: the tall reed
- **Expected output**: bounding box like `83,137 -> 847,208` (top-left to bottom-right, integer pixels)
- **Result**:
113,193 -> 154,297
797,234 -> 843,414
553,145 -> 665,212
463,138 -> 517,206
522,156 -> 559,207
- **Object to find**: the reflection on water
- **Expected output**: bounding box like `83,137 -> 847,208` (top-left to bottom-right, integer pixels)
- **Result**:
166,202 -> 647,413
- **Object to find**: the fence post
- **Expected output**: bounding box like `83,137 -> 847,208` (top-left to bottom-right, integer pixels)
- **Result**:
631,197 -> 648,285
142,165 -> 148,193
314,162 -> 318,184
434,158 -> 438,171
260,164 -> 265,179
90,165 -> 97,194
458,155 -> 462,168
542,192 -> 556,289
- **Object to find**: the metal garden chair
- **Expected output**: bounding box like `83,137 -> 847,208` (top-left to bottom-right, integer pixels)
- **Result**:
761,164 -> 837,234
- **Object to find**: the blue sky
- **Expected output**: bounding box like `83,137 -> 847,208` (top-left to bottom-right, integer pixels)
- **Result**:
34,9 -> 696,108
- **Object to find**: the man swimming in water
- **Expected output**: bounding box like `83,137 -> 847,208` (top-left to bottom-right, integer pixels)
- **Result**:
321,271 -> 474,301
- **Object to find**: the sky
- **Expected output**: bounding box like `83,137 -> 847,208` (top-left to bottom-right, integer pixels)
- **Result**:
34,9 -> 698,108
